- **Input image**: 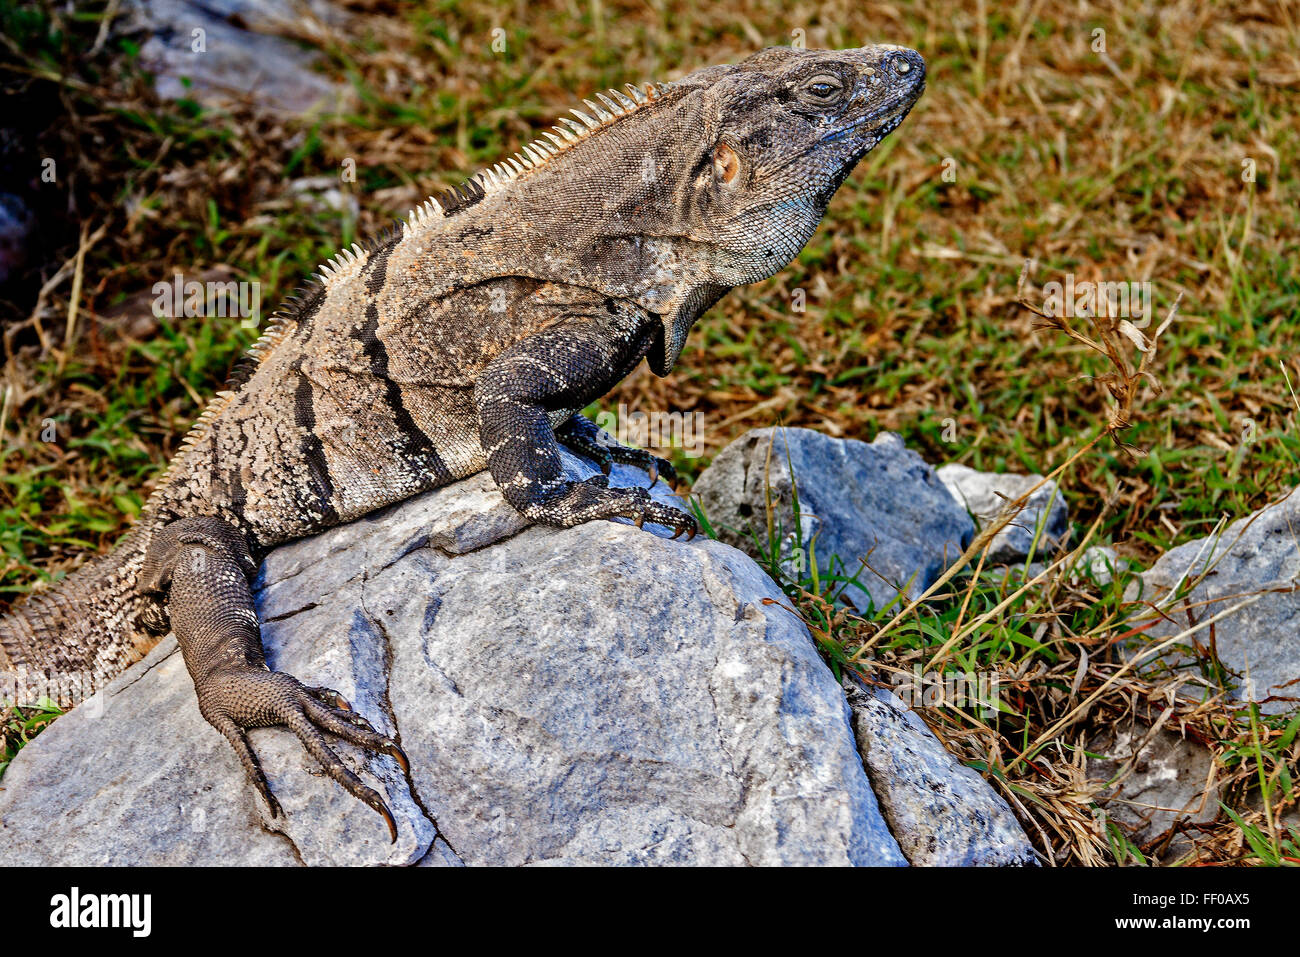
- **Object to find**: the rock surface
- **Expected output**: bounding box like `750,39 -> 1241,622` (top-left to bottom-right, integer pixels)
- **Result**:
692,428 -> 974,613
124,0 -> 352,115
1130,488 -> 1300,714
0,452 -> 914,866
1086,719 -> 1221,861
843,677 -> 1037,866
937,464 -> 1069,564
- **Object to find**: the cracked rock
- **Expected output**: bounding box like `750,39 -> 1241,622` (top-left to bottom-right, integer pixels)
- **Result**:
843,675 -> 1037,866
1086,718 -> 1221,862
0,451 -> 905,865
1127,488 -> 1300,714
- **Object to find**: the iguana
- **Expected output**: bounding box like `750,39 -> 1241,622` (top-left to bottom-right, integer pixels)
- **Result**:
0,44 -> 925,840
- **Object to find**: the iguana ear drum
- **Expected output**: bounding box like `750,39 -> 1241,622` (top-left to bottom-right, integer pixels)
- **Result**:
713,141 -> 740,185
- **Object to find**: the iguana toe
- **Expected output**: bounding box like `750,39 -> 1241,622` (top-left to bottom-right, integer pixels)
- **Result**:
602,445 -> 677,489
604,446 -> 676,489
609,447 -> 677,489
636,498 -> 696,538
595,485 -> 698,537
304,685 -> 353,711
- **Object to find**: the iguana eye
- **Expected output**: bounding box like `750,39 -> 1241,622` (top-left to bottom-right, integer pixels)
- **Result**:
802,75 -> 843,102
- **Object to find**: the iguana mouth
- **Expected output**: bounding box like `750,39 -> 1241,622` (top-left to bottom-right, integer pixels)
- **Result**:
761,91 -> 921,180
818,88 -> 923,149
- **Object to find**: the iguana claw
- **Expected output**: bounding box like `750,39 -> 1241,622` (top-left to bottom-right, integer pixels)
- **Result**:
377,803 -> 398,843
306,686 -> 353,712
388,742 -> 411,775
555,414 -> 677,490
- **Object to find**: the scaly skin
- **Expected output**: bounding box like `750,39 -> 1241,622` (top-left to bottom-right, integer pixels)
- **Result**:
0,45 -> 926,840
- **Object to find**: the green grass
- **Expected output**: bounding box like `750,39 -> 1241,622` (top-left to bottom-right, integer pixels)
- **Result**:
0,699 -> 62,778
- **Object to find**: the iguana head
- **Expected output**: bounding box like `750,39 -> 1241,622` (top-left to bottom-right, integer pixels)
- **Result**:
675,44 -> 926,285
467,44 -> 924,289
622,44 -> 926,371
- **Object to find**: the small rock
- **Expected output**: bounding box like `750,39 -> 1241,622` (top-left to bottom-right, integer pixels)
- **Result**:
1086,719 -> 1221,862
692,428 -> 974,613
123,0 -> 353,115
1075,545 -> 1122,586
843,675 -> 1037,866
287,176 -> 360,221
1129,488 -> 1300,713
937,463 -> 1069,565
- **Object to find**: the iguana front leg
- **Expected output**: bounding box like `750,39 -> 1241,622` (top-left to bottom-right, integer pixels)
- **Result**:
555,413 -> 679,489
141,516 -> 409,841
476,313 -> 696,537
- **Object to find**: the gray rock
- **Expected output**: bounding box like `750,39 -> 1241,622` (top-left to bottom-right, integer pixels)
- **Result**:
1075,545 -> 1122,587
692,428 -> 974,614
1086,719 -> 1221,862
124,0 -> 352,115
843,676 -> 1037,866
0,451 -> 905,866
0,193 -> 35,285
1129,489 -> 1300,714
937,464 -> 1069,565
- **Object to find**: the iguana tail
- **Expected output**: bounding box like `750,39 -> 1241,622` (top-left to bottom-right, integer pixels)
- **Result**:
0,526 -> 158,709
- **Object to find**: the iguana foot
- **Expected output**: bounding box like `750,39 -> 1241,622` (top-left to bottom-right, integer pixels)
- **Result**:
143,515 -> 409,843
555,414 -> 679,489
523,475 -> 697,539
201,668 -> 409,842
475,312 -> 695,540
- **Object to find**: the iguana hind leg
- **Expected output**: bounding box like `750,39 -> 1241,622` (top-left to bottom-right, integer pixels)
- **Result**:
555,413 -> 679,489
141,516 -> 408,842
475,313 -> 696,538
